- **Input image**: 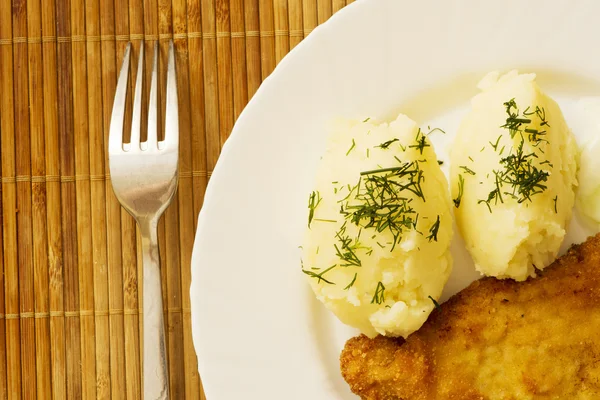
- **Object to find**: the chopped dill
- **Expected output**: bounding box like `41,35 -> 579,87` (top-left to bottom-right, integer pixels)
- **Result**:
480,138 -> 549,210
490,135 -> 502,151
478,170 -> 504,213
366,148 -> 370,158
500,98 -> 532,138
337,181 -> 359,203
428,295 -> 441,311
553,195 -> 558,213
426,215 -> 441,242
308,191 -> 322,227
479,99 -> 552,212
409,129 -> 431,154
371,282 -> 385,304
453,174 -> 464,208
344,273 -> 358,290
302,265 -> 337,285
460,166 -> 476,175
427,127 -> 446,135
498,139 -> 549,202
333,223 -> 363,267
377,138 -> 399,149
525,128 -> 548,146
468,156 -> 474,162
339,161 -> 425,251
312,218 -> 337,223
523,105 -> 550,127
346,138 -> 356,156
437,160 -> 444,165
412,213 -> 419,230
363,117 -> 371,123
478,188 -> 498,213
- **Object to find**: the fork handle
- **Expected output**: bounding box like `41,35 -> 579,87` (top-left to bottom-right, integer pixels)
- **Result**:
140,218 -> 170,400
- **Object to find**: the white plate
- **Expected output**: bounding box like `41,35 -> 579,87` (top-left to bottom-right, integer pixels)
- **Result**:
190,0 -> 600,398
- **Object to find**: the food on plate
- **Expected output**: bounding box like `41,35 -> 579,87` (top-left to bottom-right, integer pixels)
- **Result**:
341,233 -> 600,400
450,70 -> 578,281
577,142 -> 600,225
576,99 -> 600,225
301,114 -> 452,338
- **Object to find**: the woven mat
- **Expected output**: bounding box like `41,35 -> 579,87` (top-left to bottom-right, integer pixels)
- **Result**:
0,0 -> 352,398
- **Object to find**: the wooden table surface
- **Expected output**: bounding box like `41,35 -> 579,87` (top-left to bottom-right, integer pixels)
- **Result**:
0,0 -> 353,397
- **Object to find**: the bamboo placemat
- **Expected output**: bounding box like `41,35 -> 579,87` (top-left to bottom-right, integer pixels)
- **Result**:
0,0 -> 354,398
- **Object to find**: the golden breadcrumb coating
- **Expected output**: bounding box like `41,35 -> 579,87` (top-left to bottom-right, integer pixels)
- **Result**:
341,233 -> 600,400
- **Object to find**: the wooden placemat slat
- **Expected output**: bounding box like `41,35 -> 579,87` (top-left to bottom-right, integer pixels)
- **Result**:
14,0 -> 37,397
0,1 -> 19,398
244,0 -> 262,99
27,0 -> 53,395
0,0 -> 350,398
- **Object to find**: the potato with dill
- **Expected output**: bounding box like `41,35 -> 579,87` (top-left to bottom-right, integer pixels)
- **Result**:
450,71 -> 578,281
301,115 -> 452,338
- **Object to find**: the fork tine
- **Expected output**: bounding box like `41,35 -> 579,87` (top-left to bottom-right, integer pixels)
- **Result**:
163,39 -> 179,150
130,41 -> 145,149
146,41 -> 159,149
109,42 -> 131,153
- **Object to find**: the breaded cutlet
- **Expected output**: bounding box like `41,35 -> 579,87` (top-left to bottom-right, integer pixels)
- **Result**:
341,233 -> 600,400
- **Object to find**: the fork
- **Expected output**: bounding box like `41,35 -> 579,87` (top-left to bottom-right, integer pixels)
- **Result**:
109,40 -> 179,400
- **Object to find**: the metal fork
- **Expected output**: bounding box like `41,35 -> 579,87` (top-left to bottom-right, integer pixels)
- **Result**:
109,40 -> 178,400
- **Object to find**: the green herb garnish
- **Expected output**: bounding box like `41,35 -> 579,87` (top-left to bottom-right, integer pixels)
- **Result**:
483,138 -> 549,207
344,273 -> 358,290
333,223 -> 363,267
409,129 -> 430,155
341,161 -> 425,251
453,174 -> 464,208
302,265 -> 337,285
346,138 -> 356,156
490,135 -> 502,151
427,127 -> 446,135
308,191 -> 322,227
426,215 -> 441,242
480,99 -> 552,212
428,295 -> 441,311
377,138 -> 399,149
501,98 -> 532,138
371,282 -> 385,304
523,105 -> 550,127
460,166 -> 476,175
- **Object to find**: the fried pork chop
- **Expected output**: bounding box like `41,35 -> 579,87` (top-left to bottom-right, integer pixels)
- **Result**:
341,233 -> 600,400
